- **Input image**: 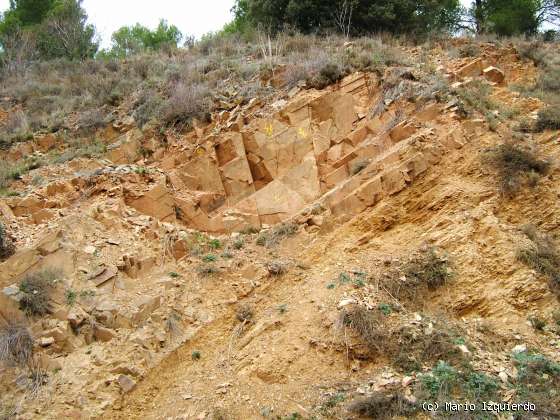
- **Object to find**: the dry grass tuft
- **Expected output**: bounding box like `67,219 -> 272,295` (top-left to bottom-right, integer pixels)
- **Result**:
341,306 -> 388,354
256,222 -> 298,247
18,270 -> 58,316
517,225 -> 560,293
380,247 -> 452,303
0,321 -> 34,368
0,223 -> 15,261
485,142 -> 551,197
348,393 -> 418,419
235,305 -> 254,323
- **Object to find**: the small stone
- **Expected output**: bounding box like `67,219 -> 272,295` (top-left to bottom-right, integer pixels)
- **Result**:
512,344 -> 527,354
118,375 -> 137,393
499,372 -> 509,383
402,376 -> 414,387
457,344 -> 471,355
337,298 -> 356,309
84,245 -> 96,254
40,337 -> 55,347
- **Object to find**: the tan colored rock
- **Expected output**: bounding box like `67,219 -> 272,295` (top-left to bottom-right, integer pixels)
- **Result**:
94,325 -> 116,342
131,295 -> 161,325
389,120 -> 417,143
118,375 -> 137,393
67,307 -> 88,329
32,208 -> 56,225
36,134 -> 57,151
89,265 -> 118,287
127,183 -> 176,222
483,66 -> 505,84
456,58 -> 484,78
106,129 -> 142,164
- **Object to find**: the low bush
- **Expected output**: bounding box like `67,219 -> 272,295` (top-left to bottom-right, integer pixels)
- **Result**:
306,62 -> 346,90
536,105 -> 560,132
256,222 -> 298,247
517,226 -> 560,293
512,351 -> 560,417
235,305 -> 253,323
380,247 -> 452,303
18,270 -> 58,316
348,392 -> 418,419
0,223 -> 15,261
196,264 -> 220,277
485,143 -> 550,197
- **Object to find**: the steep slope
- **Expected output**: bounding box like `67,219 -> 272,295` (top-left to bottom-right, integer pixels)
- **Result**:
1,40 -> 560,419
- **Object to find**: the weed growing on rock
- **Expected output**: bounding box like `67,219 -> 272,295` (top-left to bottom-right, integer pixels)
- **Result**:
380,247 -> 451,304
341,306 -> 387,353
65,290 -> 77,307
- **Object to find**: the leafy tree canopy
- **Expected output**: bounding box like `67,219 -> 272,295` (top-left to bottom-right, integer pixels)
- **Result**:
107,20 -> 182,57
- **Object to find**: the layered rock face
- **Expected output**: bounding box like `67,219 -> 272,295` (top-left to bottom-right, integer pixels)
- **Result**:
112,72 -> 466,233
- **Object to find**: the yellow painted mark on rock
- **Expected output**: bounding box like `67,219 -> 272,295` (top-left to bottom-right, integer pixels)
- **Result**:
264,123 -> 274,138
297,127 -> 309,139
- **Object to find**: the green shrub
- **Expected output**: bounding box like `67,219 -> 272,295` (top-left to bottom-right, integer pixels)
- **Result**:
420,361 -> 459,399
202,254 -> 217,263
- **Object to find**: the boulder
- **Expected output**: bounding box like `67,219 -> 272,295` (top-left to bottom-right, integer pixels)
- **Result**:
94,325 -> 116,342
456,58 -> 484,78
126,183 -> 176,222
483,66 -> 505,84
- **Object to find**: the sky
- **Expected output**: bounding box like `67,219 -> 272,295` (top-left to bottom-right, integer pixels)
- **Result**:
0,0 -> 478,49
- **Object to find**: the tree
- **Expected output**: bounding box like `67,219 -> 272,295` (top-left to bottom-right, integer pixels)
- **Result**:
0,0 -> 97,63
6,0 -> 58,26
108,20 -> 182,57
486,0 -> 540,36
468,0 -> 558,35
36,0 -> 98,60
536,0 -> 560,26
229,0 -> 462,36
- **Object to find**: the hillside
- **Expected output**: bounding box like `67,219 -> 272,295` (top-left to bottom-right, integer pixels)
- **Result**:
1,35 -> 560,419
